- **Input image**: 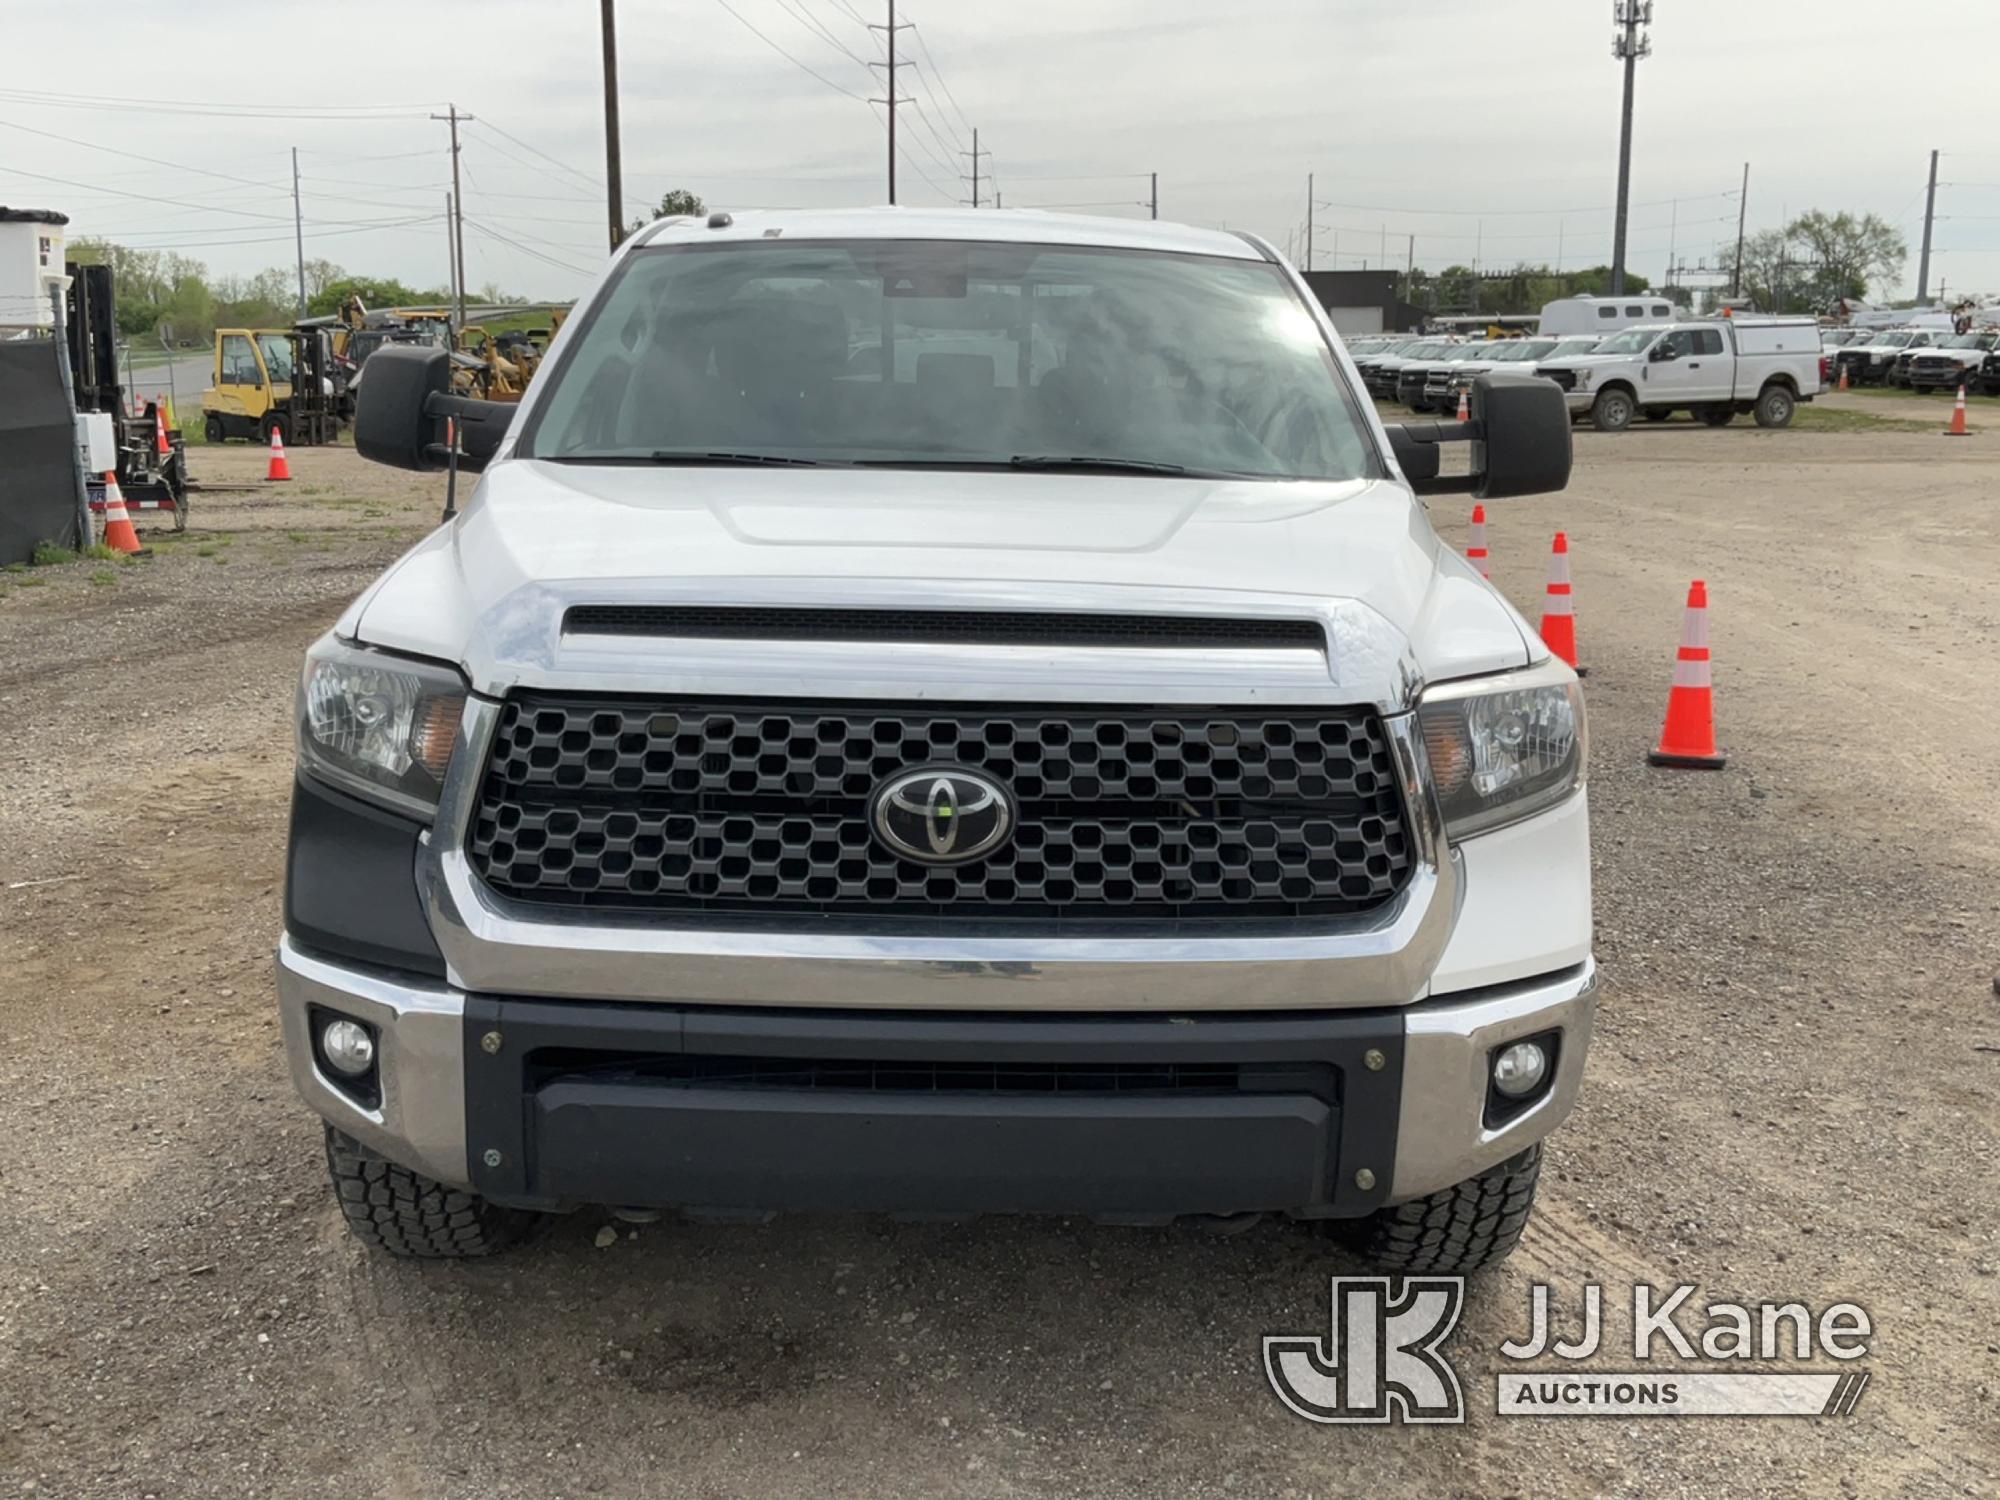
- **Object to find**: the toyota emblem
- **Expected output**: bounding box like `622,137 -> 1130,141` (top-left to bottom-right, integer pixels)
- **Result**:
869,766 -> 1014,866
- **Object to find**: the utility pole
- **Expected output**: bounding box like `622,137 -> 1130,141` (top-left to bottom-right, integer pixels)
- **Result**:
1609,1 -> 1653,295
960,127 -> 991,207
869,2 -> 914,205
1665,197 -> 1677,292
431,104 -> 472,325
1731,161 -> 1749,298
1916,148 -> 1939,304
1305,173 -> 1314,271
600,0 -> 625,250
444,193 -> 458,310
291,146 -> 306,319
1149,172 -> 1158,220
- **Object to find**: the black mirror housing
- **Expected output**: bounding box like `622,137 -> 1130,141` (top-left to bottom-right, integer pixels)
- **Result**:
1387,374 -> 1571,501
1471,374 -> 1571,499
353,345 -> 514,474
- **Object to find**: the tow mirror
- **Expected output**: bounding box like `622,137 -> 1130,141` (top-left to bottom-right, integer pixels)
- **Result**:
353,345 -> 513,473
1386,374 -> 1571,500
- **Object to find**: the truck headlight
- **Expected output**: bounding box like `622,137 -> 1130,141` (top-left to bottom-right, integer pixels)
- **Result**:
298,634 -> 466,819
1572,367 -> 1593,387
1417,663 -> 1586,838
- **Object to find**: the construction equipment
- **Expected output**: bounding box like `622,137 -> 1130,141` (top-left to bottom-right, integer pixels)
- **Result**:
200,326 -> 341,445
64,260 -> 190,531
456,323 -> 533,402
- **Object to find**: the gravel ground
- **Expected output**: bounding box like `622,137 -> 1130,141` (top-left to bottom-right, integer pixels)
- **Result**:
1,426 -> 1996,1498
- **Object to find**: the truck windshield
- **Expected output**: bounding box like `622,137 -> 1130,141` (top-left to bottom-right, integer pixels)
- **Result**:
1875,333 -> 1914,348
257,334 -> 295,382
1940,333 -> 1988,348
522,240 -> 1381,481
1593,329 -> 1661,354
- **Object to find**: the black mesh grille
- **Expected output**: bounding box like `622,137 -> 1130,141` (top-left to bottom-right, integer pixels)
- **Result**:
468,697 -> 1413,925
561,606 -> 1325,652
1536,366 -> 1579,391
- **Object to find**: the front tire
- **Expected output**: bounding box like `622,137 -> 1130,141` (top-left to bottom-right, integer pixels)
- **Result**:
1590,387 -> 1635,432
1338,1145 -> 1543,1275
203,413 -> 225,443
1753,383 -> 1796,428
323,1126 -> 543,1259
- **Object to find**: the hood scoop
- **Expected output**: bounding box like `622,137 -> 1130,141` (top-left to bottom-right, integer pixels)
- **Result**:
561,605 -> 1328,653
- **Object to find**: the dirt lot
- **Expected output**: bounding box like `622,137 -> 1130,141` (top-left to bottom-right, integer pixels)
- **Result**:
3,409 -> 1997,1498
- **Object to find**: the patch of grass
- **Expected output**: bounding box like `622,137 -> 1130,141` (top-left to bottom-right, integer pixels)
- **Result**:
30,541 -> 76,567
17,575 -> 45,588
89,568 -> 117,586
285,530 -> 311,543
1793,406 -> 1938,434
82,542 -> 122,561
196,544 -> 217,558
211,555 -> 229,566
3,562 -> 26,574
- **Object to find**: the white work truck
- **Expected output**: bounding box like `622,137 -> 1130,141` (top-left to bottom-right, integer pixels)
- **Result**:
1534,316 -> 1822,431
281,208 -> 1596,1275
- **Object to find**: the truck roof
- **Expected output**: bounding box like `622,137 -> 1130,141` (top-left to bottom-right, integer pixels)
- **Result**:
631,206 -> 1263,261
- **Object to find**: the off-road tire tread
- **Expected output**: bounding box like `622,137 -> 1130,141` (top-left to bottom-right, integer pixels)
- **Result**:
1341,1145 -> 1541,1275
323,1126 -> 540,1259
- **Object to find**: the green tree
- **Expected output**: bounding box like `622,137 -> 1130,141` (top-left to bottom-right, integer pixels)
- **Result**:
1784,210 -> 1906,305
628,188 -> 707,235
305,276 -> 440,319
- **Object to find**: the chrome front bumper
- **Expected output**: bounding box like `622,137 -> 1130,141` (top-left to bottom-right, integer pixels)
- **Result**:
277,934 -> 1596,1208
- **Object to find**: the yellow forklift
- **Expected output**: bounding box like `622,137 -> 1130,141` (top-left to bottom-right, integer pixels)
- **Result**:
200,327 -> 341,444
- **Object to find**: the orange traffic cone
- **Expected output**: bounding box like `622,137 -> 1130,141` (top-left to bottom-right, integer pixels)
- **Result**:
101,470 -> 144,555
1466,503 -> 1490,579
264,425 -> 293,481
1836,363 -> 1849,392
154,403 -> 171,455
1945,385 -> 1971,437
1648,580 -> 1726,769
1454,386 -> 1470,422
1539,531 -> 1583,673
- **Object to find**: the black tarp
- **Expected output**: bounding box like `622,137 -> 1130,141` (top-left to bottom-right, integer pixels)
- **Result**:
0,340 -> 82,563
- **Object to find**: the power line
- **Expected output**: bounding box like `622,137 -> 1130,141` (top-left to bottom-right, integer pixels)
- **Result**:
0,162 -> 297,222
712,0 -> 872,102
471,119 -> 603,195
0,115 -> 287,194
774,0 -> 874,67
463,217 -> 599,278
0,86 -> 438,120
904,18 -> 974,138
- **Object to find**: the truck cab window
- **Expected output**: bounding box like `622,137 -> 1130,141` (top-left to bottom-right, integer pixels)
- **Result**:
221,334 -> 259,384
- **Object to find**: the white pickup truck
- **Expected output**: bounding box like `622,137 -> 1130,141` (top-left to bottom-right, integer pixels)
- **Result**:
283,208 -> 1596,1274
1535,317 -> 1823,431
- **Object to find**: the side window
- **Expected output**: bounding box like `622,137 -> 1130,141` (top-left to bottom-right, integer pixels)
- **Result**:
1693,329 -> 1724,356
221,334 -> 259,385
1653,304 -> 1671,317
1625,305 -> 1645,318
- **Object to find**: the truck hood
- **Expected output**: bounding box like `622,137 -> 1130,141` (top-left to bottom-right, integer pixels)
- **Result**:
346,461 -> 1540,708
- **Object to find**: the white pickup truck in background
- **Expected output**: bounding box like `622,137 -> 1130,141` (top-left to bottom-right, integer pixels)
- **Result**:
1534,316 -> 1823,431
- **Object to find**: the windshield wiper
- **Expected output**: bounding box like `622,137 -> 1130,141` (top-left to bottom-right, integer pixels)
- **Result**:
647,450 -> 828,467
1006,455 -> 1195,476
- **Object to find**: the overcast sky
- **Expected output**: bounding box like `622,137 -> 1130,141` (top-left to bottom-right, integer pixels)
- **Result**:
6,0 -> 1998,306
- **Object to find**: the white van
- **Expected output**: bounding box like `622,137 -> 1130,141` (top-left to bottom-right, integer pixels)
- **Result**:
1538,294 -> 1679,338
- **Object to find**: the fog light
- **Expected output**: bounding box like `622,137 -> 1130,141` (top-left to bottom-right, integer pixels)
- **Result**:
1491,1040 -> 1549,1098
320,1018 -> 376,1077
